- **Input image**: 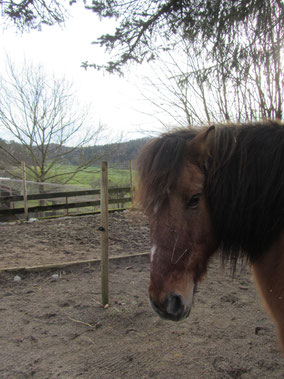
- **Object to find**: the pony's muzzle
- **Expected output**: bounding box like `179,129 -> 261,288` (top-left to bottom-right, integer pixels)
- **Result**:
149,293 -> 190,321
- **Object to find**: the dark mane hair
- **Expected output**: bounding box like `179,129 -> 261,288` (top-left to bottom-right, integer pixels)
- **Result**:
138,120 -> 284,265
137,129 -> 198,212
206,120 -> 284,264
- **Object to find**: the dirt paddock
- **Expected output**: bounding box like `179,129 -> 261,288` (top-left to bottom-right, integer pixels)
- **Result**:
0,211 -> 283,378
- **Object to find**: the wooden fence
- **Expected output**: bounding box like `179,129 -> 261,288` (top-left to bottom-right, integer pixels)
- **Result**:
0,187 -> 132,219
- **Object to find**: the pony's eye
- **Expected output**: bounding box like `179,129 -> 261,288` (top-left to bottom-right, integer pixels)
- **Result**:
185,194 -> 201,209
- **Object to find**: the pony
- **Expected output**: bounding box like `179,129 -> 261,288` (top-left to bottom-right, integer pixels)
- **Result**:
137,120 -> 284,354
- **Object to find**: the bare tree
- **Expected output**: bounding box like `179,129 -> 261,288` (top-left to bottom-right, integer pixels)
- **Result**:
139,12 -> 283,129
139,44 -> 216,129
0,59 -> 104,187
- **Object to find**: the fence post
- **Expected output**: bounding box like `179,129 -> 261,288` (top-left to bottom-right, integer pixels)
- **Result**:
129,160 -> 134,202
65,196 -> 69,216
100,161 -> 109,305
21,161 -> 29,221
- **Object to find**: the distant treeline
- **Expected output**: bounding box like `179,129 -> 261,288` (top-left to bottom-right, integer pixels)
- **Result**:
67,138 -> 150,168
0,137 -> 150,170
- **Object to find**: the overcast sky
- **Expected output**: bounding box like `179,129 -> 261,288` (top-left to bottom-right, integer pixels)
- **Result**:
0,3 -> 163,145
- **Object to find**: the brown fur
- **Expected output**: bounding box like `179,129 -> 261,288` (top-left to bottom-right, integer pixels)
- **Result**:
148,161 -> 217,305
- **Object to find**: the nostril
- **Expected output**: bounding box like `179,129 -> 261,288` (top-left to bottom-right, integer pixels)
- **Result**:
172,294 -> 182,313
165,293 -> 184,316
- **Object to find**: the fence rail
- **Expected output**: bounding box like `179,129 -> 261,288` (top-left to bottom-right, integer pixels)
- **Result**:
0,186 -> 132,218
0,187 -> 131,202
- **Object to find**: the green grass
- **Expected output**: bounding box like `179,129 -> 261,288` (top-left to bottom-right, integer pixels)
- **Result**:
15,163 -> 136,189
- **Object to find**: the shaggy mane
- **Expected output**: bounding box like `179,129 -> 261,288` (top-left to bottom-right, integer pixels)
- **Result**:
206,120 -> 284,264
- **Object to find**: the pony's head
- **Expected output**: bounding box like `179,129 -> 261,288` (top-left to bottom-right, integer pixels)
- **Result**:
137,127 -> 218,321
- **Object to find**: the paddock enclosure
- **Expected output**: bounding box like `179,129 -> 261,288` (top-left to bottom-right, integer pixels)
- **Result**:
1,211 -> 284,378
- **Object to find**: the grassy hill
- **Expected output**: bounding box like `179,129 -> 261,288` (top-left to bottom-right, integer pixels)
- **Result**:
0,137 -> 148,189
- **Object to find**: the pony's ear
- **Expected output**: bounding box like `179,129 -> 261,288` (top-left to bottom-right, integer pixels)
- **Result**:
201,125 -> 215,158
186,125 -> 215,166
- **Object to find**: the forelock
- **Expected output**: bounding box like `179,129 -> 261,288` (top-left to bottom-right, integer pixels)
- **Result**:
137,129 -> 198,213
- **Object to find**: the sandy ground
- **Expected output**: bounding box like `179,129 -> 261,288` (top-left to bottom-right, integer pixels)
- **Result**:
0,211 -> 149,269
0,211 -> 283,378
